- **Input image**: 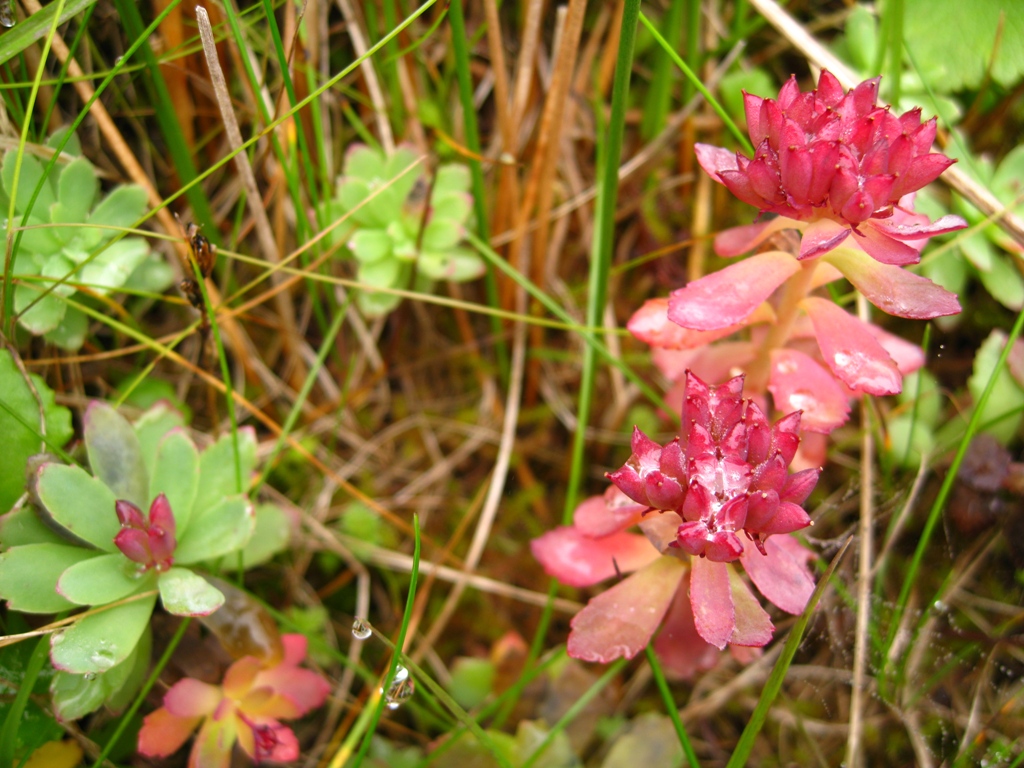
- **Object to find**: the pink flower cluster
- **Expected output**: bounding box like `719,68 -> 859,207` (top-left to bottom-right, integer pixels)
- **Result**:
138,634 -> 330,768
629,71 -> 965,433
533,373 -> 817,676
115,494 -> 176,572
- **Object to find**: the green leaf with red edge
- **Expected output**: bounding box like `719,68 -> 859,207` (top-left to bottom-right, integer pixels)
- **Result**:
148,429 -> 199,532
56,554 -> 153,606
157,567 -> 224,616
193,428 -> 256,515
0,543 -> 96,613
175,496 -> 254,565
51,628 -> 150,721
83,401 -> 148,509
50,593 -> 156,675
34,464 -> 119,552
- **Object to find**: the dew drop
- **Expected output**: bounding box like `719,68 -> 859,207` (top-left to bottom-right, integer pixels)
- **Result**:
0,0 -> 15,28
351,618 -> 372,640
50,631 -> 65,646
384,665 -> 414,709
114,56 -> 124,66
90,648 -> 117,671
83,673 -> 96,681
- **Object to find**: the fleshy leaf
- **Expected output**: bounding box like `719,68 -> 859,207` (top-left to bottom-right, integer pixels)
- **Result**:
768,349 -> 851,432
51,157 -> 98,226
802,297 -> 902,395
824,247 -> 961,318
0,543 -> 96,613
531,527 -> 660,588
133,404 -> 185,481
84,401 -> 148,508
35,464 -> 120,551
157,567 -> 224,616
193,428 -> 256,515
222,504 -> 291,571
628,298 -> 750,350
51,629 -> 150,721
652,580 -> 720,679
148,429 -> 200,532
740,535 -> 815,614
174,496 -> 254,565
727,567 -> 774,646
572,490 -> 646,538
56,553 -> 152,606
667,252 -> 800,330
0,506 -> 69,548
0,349 -> 73,514
567,556 -> 686,663
689,556 -> 734,650
50,592 -> 156,674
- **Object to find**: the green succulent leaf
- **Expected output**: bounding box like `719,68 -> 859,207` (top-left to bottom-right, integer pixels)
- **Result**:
17,214 -> 63,254
35,463 -> 120,552
430,191 -> 472,224
2,151 -> 57,214
157,567 -> 224,616
43,306 -> 89,351
84,401 -> 148,508
81,185 -> 148,248
383,147 -> 422,200
356,289 -> 402,317
0,507 -> 68,548
123,252 -> 175,294
433,164 -> 470,196
421,219 -> 464,252
969,330 -> 1024,442
193,427 -> 256,513
56,554 -> 152,606
51,156 -> 98,225
46,126 -> 81,157
0,349 -> 73,514
148,429 -> 200,531
359,256 -> 403,289
14,273 -> 68,336
343,144 -> 387,181
50,628 -> 150,721
79,238 -> 151,294
175,496 -> 254,565
349,229 -> 394,263
0,543 -> 97,613
224,504 -> 291,571
976,252 -> 1024,311
50,592 -> 156,675
337,178 -> 378,227
133,404 -> 186,481
418,248 -> 485,282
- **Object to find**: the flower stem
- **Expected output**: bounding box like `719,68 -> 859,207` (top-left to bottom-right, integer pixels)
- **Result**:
747,259 -> 818,394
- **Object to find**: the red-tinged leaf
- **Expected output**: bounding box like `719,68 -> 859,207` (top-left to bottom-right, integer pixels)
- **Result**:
689,556 -> 734,650
825,247 -> 961,318
727,568 -> 774,646
137,707 -> 202,758
653,580 -> 721,679
164,678 -> 222,718
802,297 -> 901,395
627,298 -> 743,350
573,489 -> 645,538
740,534 -> 815,614
851,223 -> 922,265
768,349 -> 851,432
567,556 -> 686,663
668,252 -> 800,331
531,527 -> 659,588
714,217 -> 792,257
695,143 -> 741,178
871,325 -> 926,375
799,218 -> 851,259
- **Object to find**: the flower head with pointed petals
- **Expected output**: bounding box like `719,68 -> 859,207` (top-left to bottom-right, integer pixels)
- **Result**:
695,70 -> 966,264
608,372 -> 818,559
114,494 -> 176,572
137,634 -> 330,768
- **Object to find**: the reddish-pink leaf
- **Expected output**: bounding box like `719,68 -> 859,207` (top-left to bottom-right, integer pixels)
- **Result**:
802,297 -> 901,395
799,218 -> 851,259
689,556 -> 734,650
713,218 -> 792,257
573,489 -> 646,538
668,252 -> 800,331
567,556 -> 686,663
768,348 -> 851,432
694,143 -> 741,178
825,248 -> 961,319
628,298 -> 744,350
531,527 -> 659,588
851,222 -> 924,265
727,568 -> 774,646
653,580 -> 721,679
740,534 -> 815,614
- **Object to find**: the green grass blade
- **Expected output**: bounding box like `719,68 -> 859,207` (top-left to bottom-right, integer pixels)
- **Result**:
645,645 -> 700,767
0,0 -> 95,67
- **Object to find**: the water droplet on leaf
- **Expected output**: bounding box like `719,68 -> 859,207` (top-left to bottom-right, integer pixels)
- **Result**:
90,648 -> 116,671
383,664 -> 414,709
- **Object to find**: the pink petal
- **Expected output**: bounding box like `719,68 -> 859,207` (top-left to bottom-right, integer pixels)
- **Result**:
567,556 -> 686,663
653,582 -> 721,679
223,657 -> 262,698
573,489 -> 646,537
871,325 -> 925,375
531,527 -> 659,588
713,218 -> 792,257
116,499 -> 146,528
727,568 -> 774,646
192,717 -> 235,768
164,678 -> 223,718
824,248 -> 961,319
768,349 -> 851,432
690,556 -> 734,650
269,669 -> 330,716
799,218 -> 851,259
740,535 -> 815,614
638,510 -> 684,553
667,252 -> 800,331
802,297 -> 901,395
627,298 -> 745,350
280,634 -> 307,666
137,708 -> 202,758
149,493 -> 176,538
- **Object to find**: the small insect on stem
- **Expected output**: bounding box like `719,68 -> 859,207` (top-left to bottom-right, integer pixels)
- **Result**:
175,215 -> 216,314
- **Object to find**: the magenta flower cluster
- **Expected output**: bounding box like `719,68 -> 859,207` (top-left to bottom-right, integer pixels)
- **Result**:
115,493 -> 176,572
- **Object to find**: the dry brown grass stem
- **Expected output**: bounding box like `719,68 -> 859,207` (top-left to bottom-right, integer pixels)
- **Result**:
195,7 -> 305,383
747,0 -> 1024,249
334,0 -> 394,154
